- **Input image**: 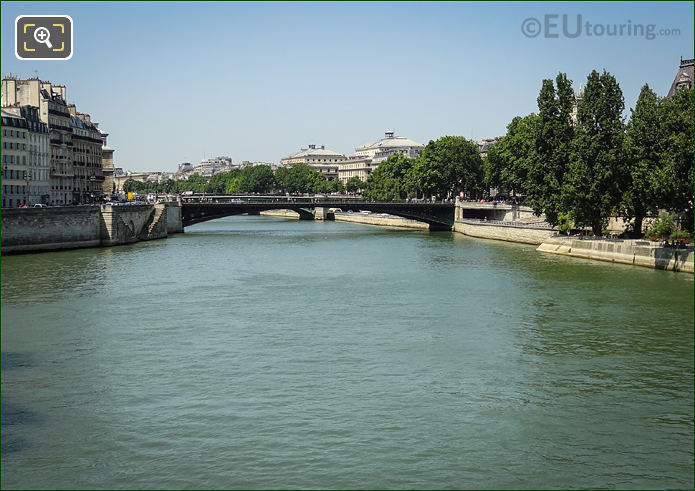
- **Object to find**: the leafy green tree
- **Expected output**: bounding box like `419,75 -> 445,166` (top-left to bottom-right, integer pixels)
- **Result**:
363,153 -> 414,200
122,178 -> 138,193
483,114 -> 539,195
243,165 -> 275,194
327,178 -> 345,193
643,213 -> 676,239
345,176 -> 365,194
563,70 -> 626,235
658,87 -> 694,231
274,166 -> 290,193
526,73 -> 575,225
622,84 -> 661,236
412,136 -> 483,199
274,164 -> 326,194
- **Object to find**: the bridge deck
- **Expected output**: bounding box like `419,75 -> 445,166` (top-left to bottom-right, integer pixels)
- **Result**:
181,200 -> 456,230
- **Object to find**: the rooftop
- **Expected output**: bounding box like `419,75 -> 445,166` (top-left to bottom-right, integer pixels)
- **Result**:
667,56 -> 694,98
356,131 -> 424,151
285,144 -> 345,159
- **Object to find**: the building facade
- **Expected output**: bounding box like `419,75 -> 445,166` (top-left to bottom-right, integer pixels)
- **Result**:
354,131 -> 424,163
2,77 -> 107,205
338,131 -> 424,184
476,137 -> 502,159
19,106 -> 50,204
2,107 -> 50,207
193,156 -> 234,177
1,110 -> 30,207
281,144 -> 345,180
70,112 -> 104,203
100,129 -> 115,196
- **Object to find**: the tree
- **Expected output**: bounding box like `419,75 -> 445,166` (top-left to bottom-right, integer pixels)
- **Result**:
363,153 -> 414,200
274,163 -> 326,194
327,178 -> 344,194
622,84 -> 661,236
525,73 -> 575,225
244,165 -> 275,194
122,178 -> 138,193
274,166 -> 290,193
483,114 -> 539,195
412,136 -> 483,199
658,87 -> 694,231
345,176 -> 365,194
563,70 -> 626,235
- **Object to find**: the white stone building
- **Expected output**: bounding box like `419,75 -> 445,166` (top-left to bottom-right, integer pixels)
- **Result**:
354,131 -> 424,163
1,110 -> 30,207
2,106 -> 50,206
192,156 -> 234,177
281,144 -> 345,180
338,131 -> 424,185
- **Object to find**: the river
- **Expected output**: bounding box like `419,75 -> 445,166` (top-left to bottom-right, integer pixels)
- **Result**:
2,216 -> 693,489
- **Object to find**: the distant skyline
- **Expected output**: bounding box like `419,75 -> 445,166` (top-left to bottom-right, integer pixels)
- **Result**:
1,1 -> 693,172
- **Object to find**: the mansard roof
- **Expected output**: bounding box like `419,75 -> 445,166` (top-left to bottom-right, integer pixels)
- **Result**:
667,57 -> 694,98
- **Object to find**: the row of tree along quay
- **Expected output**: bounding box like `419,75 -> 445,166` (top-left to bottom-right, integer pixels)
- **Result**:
485,70 -> 694,238
123,69 -> 692,240
124,137 -> 487,203
123,164 -> 365,196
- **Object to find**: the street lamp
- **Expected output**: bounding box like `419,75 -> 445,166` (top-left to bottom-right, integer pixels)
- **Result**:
89,174 -> 96,204
23,170 -> 31,206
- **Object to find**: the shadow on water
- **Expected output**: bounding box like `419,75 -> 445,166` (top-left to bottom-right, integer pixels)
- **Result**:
1,352 -> 34,370
1,352 -> 39,455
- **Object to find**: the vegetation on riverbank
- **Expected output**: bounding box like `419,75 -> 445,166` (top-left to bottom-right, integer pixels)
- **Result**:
485,71 -> 693,236
124,70 -> 693,238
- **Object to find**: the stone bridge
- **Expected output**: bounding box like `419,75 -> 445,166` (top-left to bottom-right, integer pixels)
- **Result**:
180,198 -> 505,231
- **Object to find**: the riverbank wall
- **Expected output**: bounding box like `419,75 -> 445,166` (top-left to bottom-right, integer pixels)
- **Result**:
260,210 -> 301,219
260,209 -> 428,229
453,201 -> 556,245
1,202 -> 181,255
537,237 -> 694,273
453,219 -> 556,245
333,211 -> 428,230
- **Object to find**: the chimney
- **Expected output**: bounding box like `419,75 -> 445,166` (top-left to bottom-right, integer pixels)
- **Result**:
309,144 -> 316,149
385,131 -> 394,138
321,145 -> 325,149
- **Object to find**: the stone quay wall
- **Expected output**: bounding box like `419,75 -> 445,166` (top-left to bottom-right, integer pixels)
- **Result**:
1,206 -> 102,253
453,219 -> 556,245
165,202 -> 183,234
333,212 -> 429,230
1,203 -> 175,254
537,237 -> 694,273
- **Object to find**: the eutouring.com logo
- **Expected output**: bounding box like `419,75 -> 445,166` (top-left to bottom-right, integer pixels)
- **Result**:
521,14 -> 681,40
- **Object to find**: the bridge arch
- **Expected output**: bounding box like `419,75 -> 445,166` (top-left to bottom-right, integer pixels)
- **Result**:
180,200 -> 457,230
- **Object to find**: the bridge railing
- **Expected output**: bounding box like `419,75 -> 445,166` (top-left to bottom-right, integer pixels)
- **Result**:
181,197 -> 455,206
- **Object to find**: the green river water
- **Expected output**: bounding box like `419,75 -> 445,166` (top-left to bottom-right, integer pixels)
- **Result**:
1,216 -> 693,489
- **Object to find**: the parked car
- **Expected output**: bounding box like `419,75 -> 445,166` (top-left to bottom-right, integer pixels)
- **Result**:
33,203 -> 47,208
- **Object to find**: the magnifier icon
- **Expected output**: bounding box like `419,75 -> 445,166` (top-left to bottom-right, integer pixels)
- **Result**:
34,27 -> 53,49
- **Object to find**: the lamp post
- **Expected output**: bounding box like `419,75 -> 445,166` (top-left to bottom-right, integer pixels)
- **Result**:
89,174 -> 96,204
2,164 -> 8,208
23,170 -> 31,206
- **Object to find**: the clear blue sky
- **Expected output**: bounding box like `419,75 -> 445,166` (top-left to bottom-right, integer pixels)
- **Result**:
1,1 -> 693,172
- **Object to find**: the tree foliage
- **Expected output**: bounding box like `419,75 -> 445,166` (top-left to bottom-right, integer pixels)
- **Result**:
563,70 -> 626,234
345,176 -> 365,194
412,136 -> 483,199
363,153 -> 414,200
622,84 -> 661,236
658,88 -> 694,231
526,73 -> 575,225
483,114 -> 539,194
